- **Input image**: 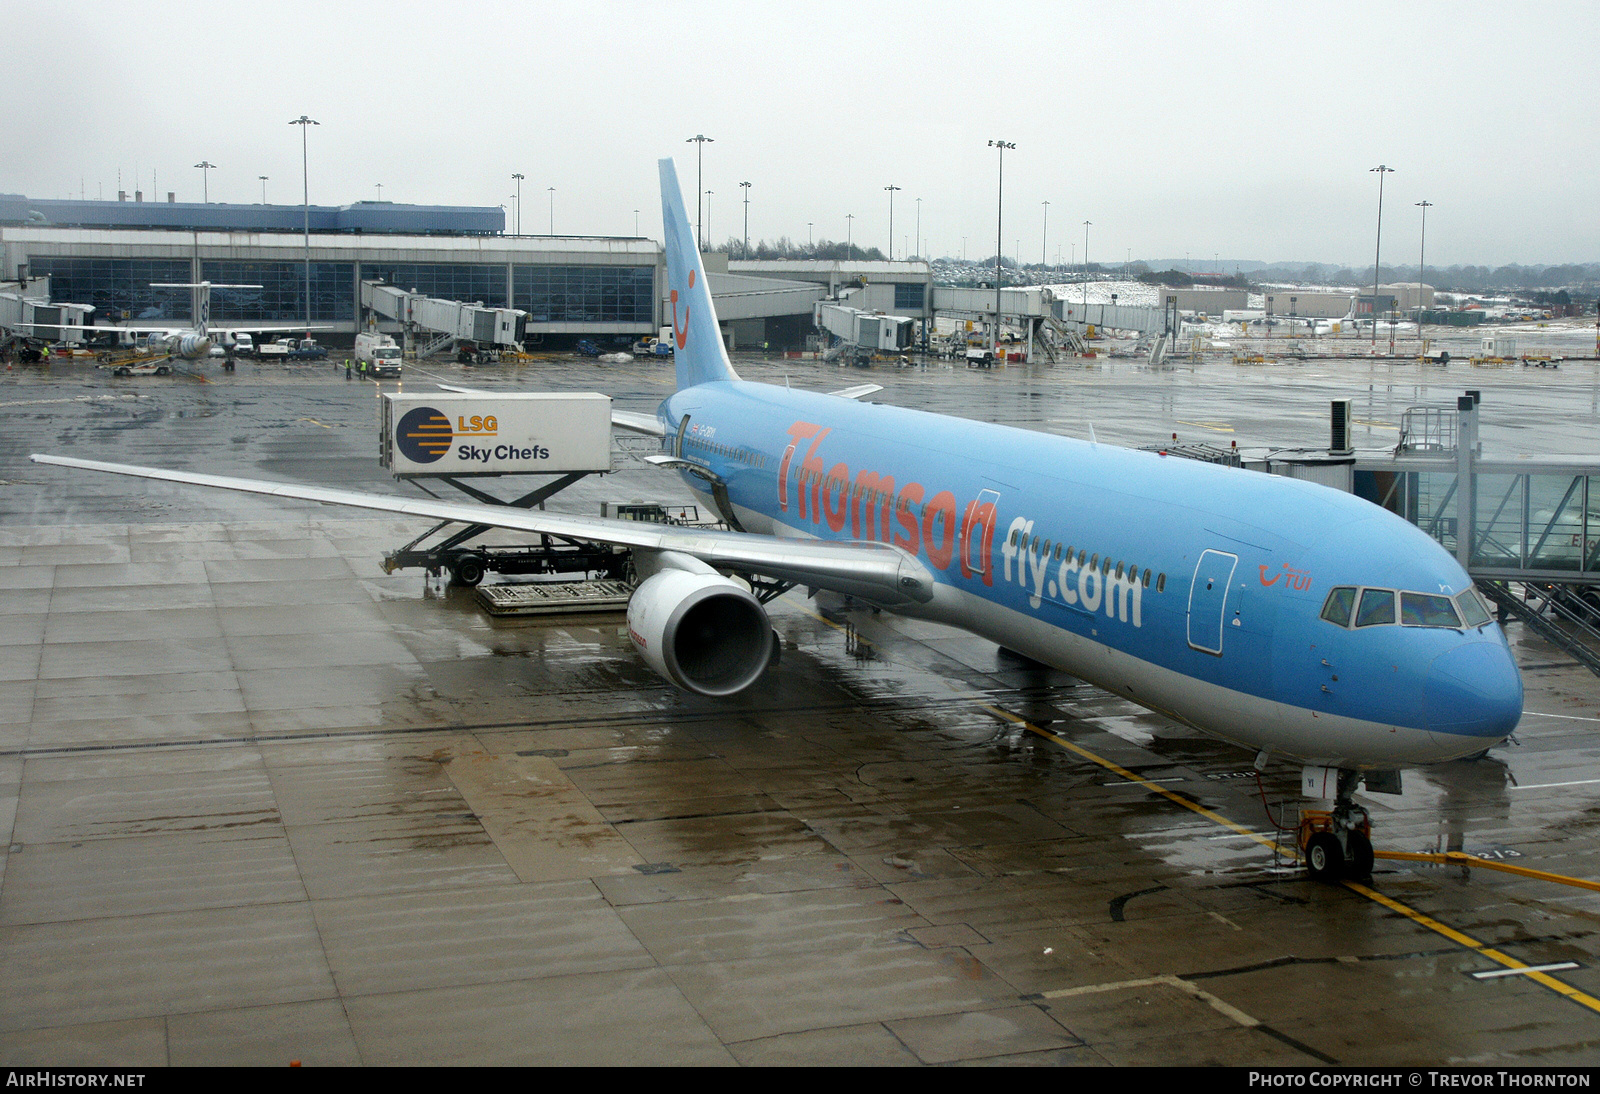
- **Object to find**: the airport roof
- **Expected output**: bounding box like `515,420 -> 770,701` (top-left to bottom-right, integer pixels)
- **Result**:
0,195 -> 504,236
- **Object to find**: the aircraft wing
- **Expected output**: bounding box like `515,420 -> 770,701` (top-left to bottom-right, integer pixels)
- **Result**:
828,383 -> 883,400
14,323 -> 334,334
28,453 -> 933,607
611,410 -> 665,437
215,325 -> 337,333
432,382 -> 870,435
12,322 -> 183,335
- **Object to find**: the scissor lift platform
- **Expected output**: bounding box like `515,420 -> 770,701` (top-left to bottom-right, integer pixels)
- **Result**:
476,579 -> 634,616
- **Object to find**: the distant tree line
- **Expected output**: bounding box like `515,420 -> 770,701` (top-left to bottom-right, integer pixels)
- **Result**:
710,242 -> 1600,296
1251,262 -> 1600,294
1134,268 -> 1251,289
720,237 -> 886,262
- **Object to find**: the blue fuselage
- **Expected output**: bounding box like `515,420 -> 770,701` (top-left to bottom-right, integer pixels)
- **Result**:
660,379 -> 1523,769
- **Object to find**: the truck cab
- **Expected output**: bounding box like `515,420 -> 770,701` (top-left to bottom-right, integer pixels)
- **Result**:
354,332 -> 403,376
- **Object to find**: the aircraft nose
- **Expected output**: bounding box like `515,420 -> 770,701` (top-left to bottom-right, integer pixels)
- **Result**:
1424,640 -> 1523,743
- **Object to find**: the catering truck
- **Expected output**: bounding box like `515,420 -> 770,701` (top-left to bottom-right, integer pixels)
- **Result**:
354,332 -> 403,377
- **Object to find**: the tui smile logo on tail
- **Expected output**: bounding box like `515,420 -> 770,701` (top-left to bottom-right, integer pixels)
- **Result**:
671,270 -> 694,350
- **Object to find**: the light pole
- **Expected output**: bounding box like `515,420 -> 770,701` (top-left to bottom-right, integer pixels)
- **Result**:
846,213 -> 854,252
375,183 -> 383,201
259,176 -> 268,204
1415,200 -> 1432,320
547,187 -> 555,235
194,161 -> 215,203
915,197 -> 922,260
1041,200 -> 1050,268
705,192 -> 713,249
686,134 -> 713,250
988,139 -> 1014,354
807,222 -> 813,248
1082,220 -> 1091,311
288,115 -> 319,331
512,173 -> 523,235
740,181 -> 751,257
884,185 -> 900,260
1370,164 -> 1394,346
634,209 -> 640,236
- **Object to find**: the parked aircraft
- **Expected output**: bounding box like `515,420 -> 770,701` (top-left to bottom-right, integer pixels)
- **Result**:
18,281 -> 325,359
1258,306 -> 1419,338
1259,306 -> 1354,336
31,159 -> 1522,880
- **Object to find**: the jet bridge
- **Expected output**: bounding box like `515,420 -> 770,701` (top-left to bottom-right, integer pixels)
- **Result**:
0,284 -> 93,346
813,301 -> 916,361
929,286 -> 1178,363
360,280 -> 527,356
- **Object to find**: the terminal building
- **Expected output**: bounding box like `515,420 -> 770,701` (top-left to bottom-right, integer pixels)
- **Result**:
0,194 -> 934,350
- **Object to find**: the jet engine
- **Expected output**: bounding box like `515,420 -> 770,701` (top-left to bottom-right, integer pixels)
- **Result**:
627,568 -> 773,696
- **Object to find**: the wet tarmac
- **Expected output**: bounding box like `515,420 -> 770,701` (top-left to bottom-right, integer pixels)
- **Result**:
3,353 -> 1600,1065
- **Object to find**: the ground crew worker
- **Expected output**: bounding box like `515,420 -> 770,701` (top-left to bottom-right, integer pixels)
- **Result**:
345,358 -> 352,380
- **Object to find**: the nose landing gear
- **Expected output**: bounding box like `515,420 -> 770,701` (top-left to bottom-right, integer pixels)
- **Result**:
1299,769 -> 1375,881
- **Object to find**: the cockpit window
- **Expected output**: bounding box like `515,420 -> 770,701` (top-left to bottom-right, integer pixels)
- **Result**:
1401,592 -> 1461,628
1320,587 -> 1356,627
1457,588 -> 1492,628
1355,588 -> 1396,627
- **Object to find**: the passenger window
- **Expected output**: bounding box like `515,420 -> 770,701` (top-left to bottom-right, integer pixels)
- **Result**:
1142,569 -> 1151,588
1156,573 -> 1166,593
1402,592 -> 1461,628
1320,586 -> 1357,627
1457,588 -> 1492,628
1355,588 -> 1396,627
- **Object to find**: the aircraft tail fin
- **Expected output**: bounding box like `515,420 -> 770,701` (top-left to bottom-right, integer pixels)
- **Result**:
659,158 -> 739,389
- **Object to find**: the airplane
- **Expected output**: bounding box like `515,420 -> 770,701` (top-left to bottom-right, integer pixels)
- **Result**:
29,158 -> 1524,881
1259,305 -> 1419,339
1257,306 -> 1354,336
16,281 -> 328,360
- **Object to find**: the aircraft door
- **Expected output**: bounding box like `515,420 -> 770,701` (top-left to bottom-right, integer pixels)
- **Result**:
1187,549 -> 1238,655
675,413 -> 692,457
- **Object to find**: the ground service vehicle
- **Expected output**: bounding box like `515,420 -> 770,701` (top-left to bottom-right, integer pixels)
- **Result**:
355,332 -> 403,377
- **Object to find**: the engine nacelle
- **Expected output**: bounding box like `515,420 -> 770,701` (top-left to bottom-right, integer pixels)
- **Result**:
627,569 -> 772,697
174,333 -> 212,359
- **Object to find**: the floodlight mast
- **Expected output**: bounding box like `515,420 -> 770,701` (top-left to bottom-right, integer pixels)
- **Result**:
1370,164 -> 1394,346
686,134 -> 713,250
988,140 -> 1014,355
289,115 -> 319,331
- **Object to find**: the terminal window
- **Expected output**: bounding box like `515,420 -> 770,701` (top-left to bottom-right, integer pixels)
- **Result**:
202,261 -> 354,323
894,283 -> 925,311
28,257 -> 191,322
515,265 -> 654,324
363,263 -> 508,310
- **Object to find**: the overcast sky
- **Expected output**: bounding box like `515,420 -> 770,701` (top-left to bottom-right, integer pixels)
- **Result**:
12,0 -> 1597,268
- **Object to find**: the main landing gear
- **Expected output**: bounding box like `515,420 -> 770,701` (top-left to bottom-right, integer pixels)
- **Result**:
1298,769 -> 1374,882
